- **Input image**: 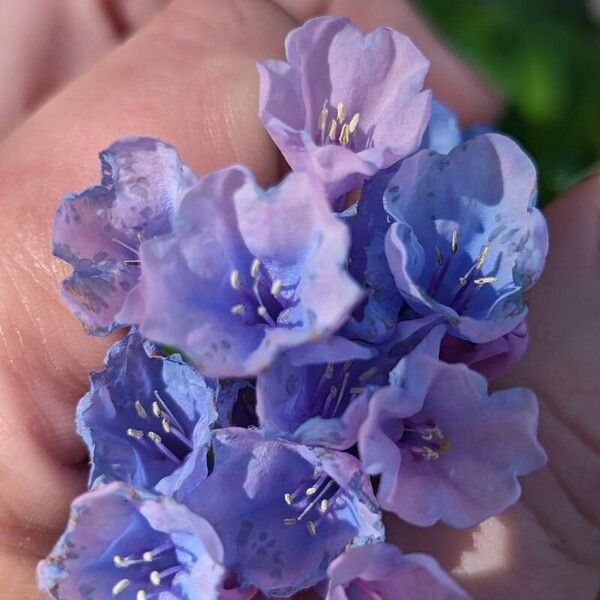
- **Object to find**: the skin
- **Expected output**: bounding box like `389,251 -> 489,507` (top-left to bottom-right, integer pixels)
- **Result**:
0,0 -> 597,598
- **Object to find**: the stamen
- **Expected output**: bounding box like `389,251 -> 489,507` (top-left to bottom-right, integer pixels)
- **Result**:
112,238 -> 139,255
250,258 -> 261,278
297,480 -> 334,522
451,230 -> 459,253
434,245 -> 444,265
152,401 -> 162,418
284,493 -> 294,506
136,592 -> 146,600
126,428 -> 144,440
320,499 -> 329,513
161,418 -> 171,434
348,113 -> 360,133
134,401 -> 148,419
459,244 -> 490,286
306,521 -> 317,536
324,363 -> 334,380
336,102 -> 346,123
112,579 -> 130,596
306,486 -> 318,496
318,102 -> 329,132
283,518 -> 297,526
328,120 -> 338,141
150,571 -> 161,587
270,279 -> 282,295
123,259 -> 141,266
330,372 -> 350,417
474,276 -> 497,286
358,366 -> 378,383
338,123 -> 350,146
229,270 -> 241,290
147,432 -> 181,464
257,305 -> 268,318
231,303 -> 245,316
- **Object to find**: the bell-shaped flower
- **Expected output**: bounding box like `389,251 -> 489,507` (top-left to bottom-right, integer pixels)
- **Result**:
37,482 -> 226,600
359,327 -> 547,527
135,165 -> 362,377
384,133 -> 548,343
257,16 -> 431,201
76,329 -> 217,495
326,544 -> 470,600
177,428 -> 383,598
53,137 -> 196,334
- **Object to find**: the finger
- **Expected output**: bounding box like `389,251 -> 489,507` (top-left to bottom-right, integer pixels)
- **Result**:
0,0 -> 171,139
271,0 -> 503,125
0,0 -> 295,537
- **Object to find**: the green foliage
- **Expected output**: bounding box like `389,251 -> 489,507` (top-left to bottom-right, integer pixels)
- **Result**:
417,0 -> 600,204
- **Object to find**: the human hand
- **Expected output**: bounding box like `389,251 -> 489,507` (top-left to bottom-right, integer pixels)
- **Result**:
0,1 -> 597,598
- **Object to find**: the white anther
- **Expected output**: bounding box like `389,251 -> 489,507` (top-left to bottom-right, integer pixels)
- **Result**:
257,305 -> 268,317
136,591 -> 147,600
270,279 -> 282,295
250,258 -> 261,278
338,123 -> 350,146
336,102 -> 346,123
306,520 -> 317,536
229,269 -> 241,290
320,499 -> 329,513
113,555 -> 129,568
284,493 -> 294,506
230,303 -> 246,316
134,401 -> 148,419
324,363 -> 334,379
348,112 -> 360,133
161,418 -> 171,433
451,230 -> 459,253
283,518 -> 297,526
306,486 -> 318,496
152,401 -> 162,418
328,119 -> 338,141
142,551 -> 154,562
147,431 -> 162,445
318,102 -> 329,132
126,428 -> 144,440
150,570 -> 161,586
475,244 -> 490,269
359,366 -> 378,383
112,579 -> 131,596
474,276 -> 497,286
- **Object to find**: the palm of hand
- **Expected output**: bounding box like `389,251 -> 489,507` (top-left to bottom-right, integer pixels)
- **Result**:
0,1 -> 597,598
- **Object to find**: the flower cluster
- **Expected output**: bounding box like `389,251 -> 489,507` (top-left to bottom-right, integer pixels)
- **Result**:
41,17 -> 548,600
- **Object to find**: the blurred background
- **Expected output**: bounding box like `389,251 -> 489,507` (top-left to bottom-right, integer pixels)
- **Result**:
417,0 -> 600,204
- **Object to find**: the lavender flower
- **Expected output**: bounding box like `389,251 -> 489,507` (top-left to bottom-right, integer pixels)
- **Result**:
257,16 -> 431,201
384,133 -> 548,343
359,327 -> 547,527
76,329 -> 217,495
37,482 -> 226,600
326,544 -> 470,599
54,137 -> 196,335
135,165 -> 362,377
177,428 -> 383,597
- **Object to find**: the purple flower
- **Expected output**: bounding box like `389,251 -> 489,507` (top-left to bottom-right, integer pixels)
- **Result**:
54,137 -> 196,335
76,329 -> 217,495
384,133 -> 548,343
257,16 -> 431,201
135,165 -> 362,378
37,482 -> 226,600
256,335 -> 409,450
440,321 -> 528,380
359,326 -> 547,527
177,428 -> 383,598
326,544 -> 470,600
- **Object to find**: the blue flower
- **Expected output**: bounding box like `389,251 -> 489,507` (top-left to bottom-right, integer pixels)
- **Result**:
135,165 -> 362,377
384,133 -> 548,343
76,329 -> 217,495
54,137 -> 196,335
177,428 -> 383,597
37,482 -> 226,600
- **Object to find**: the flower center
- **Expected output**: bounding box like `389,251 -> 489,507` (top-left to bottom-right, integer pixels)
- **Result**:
110,540 -> 185,599
282,472 -> 350,537
398,418 -> 451,461
309,361 -> 379,420
228,257 -> 298,327
427,229 -> 497,312
317,101 -> 360,147
125,390 -> 193,465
